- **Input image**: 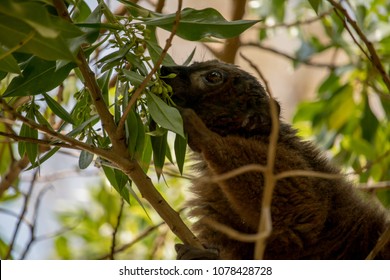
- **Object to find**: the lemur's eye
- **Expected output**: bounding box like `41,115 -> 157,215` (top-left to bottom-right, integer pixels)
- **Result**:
204,71 -> 224,85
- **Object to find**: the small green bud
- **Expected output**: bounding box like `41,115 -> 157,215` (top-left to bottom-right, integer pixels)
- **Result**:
161,73 -> 177,79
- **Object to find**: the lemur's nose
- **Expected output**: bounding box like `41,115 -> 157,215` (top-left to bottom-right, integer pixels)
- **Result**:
160,65 -> 176,76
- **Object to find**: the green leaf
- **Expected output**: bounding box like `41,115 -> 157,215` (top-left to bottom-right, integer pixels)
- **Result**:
145,92 -> 184,137
97,69 -> 112,107
79,136 -> 94,169
183,47 -> 196,66
28,147 -> 60,170
151,132 -> 167,179
134,113 -> 146,162
55,236 -> 71,260
102,166 -> 130,204
360,96 -> 379,142
0,47 -> 20,74
3,57 -> 75,97
72,0 -> 92,22
0,15 -> 75,61
0,0 -> 59,38
67,115 -> 99,137
33,109 -> 52,129
150,8 -> 259,41
119,0 -> 155,18
43,93 -> 75,125
125,53 -> 148,75
126,183 -> 149,215
271,0 -> 286,22
18,109 -> 38,163
99,45 -> 132,73
122,69 -> 148,87
139,135 -> 152,172
126,109 -> 139,157
0,123 -> 12,174
308,0 -> 322,14
145,40 -> 176,66
327,86 -> 355,131
122,2 -> 259,41
174,134 -> 187,175
79,150 -> 94,169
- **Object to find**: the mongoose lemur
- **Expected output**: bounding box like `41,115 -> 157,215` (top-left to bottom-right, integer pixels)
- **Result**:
160,60 -> 390,259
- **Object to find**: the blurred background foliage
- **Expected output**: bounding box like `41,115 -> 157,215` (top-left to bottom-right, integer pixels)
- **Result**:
0,0 -> 389,259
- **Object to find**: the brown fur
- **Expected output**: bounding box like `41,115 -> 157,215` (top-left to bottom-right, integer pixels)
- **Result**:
161,60 -> 390,259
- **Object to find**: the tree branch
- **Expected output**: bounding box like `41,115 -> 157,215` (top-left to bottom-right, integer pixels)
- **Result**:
0,131 -> 79,150
0,154 -> 30,198
109,198 -> 125,260
116,0 -> 183,135
52,0 -> 202,249
240,54 -> 278,259
241,41 -> 340,69
5,170 -> 38,259
327,0 -> 390,92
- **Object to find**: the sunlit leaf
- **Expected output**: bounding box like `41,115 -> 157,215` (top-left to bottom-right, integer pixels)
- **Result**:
151,132 -> 167,179
139,135 -> 152,172
43,93 -> 75,125
360,96 -> 379,142
102,166 -> 130,204
0,123 -> 12,174
145,92 -> 184,138
174,134 -> 187,175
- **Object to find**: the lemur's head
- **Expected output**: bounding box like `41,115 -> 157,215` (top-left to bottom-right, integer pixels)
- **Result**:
161,60 -> 279,137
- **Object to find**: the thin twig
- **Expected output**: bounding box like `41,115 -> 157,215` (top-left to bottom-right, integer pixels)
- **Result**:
203,217 -> 269,242
198,164 -> 267,184
327,0 -> 390,92
258,9 -> 333,30
20,184 -> 54,259
357,181 -> 390,191
109,198 -> 125,260
5,170 -> 38,259
241,42 -> 340,69
240,53 -> 279,259
0,131 -> 79,150
202,164 -> 342,185
117,0 -> 183,135
0,155 -> 30,197
98,221 -> 165,259
0,99 -> 114,160
366,225 -> 390,260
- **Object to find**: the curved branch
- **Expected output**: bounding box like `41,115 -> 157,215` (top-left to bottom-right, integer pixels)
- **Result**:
327,0 -> 390,92
241,41 -> 340,69
52,0 -> 202,250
